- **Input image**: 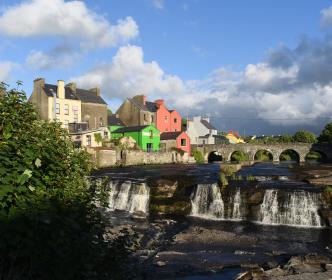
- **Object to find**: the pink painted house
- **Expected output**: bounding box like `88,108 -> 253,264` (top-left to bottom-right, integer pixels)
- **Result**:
116,95 -> 190,153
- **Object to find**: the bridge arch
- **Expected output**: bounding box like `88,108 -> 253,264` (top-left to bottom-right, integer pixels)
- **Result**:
254,149 -> 274,161
229,150 -> 249,162
305,150 -> 328,162
208,151 -> 223,163
279,149 -> 300,162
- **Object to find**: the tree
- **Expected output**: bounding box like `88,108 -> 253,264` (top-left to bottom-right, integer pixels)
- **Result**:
318,123 -> 332,143
293,130 -> 317,143
0,85 -> 136,280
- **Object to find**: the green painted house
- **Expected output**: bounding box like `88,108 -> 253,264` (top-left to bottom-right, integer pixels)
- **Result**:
112,125 -> 160,152
108,115 -> 125,134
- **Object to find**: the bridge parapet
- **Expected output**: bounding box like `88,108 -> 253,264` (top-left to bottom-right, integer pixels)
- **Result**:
191,143 -> 332,163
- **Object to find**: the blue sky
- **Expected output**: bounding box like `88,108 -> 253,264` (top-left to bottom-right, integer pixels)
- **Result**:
1,0 -> 332,135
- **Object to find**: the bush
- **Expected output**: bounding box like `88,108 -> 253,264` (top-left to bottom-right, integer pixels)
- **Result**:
192,149 -> 204,163
293,130 -> 317,143
318,123 -> 332,143
0,86 -> 136,279
230,151 -> 248,162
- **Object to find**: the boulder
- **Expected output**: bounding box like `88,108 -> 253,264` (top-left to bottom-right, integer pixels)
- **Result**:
152,179 -> 178,198
247,191 -> 264,205
319,209 -> 332,227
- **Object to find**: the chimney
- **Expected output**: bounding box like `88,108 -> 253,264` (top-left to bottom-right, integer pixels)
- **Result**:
65,82 -> 76,93
33,77 -> 45,93
89,87 -> 100,96
155,99 -> 164,107
57,80 -> 65,99
132,95 -> 146,105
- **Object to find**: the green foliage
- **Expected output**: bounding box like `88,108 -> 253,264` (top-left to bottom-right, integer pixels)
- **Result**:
0,87 -> 136,279
293,130 -> 317,143
246,175 -> 255,181
220,164 -> 238,176
318,122 -> 332,143
171,147 -> 185,156
230,151 -> 248,162
192,149 -> 204,163
279,150 -> 299,161
247,134 -> 294,144
94,132 -> 103,144
305,151 -> 324,161
219,172 -> 228,186
323,186 -> 332,208
107,108 -> 112,116
255,150 -> 273,161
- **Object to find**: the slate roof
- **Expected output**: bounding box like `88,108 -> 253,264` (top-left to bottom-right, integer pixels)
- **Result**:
145,101 -> 158,112
43,84 -> 107,104
108,115 -> 125,126
44,84 -> 78,100
113,125 -> 149,133
75,88 -> 107,104
160,131 -> 182,140
201,119 -> 216,130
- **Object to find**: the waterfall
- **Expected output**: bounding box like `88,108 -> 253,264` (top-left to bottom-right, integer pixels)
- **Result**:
108,181 -> 150,214
191,184 -> 225,219
191,185 -> 243,220
229,189 -> 243,220
258,189 -> 322,227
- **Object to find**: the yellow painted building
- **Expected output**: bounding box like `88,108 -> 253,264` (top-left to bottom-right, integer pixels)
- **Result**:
226,131 -> 245,144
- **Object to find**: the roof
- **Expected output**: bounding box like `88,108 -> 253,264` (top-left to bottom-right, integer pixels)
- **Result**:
44,84 -> 78,100
201,119 -> 216,130
145,101 -> 158,112
43,84 -> 107,104
113,125 -> 149,133
160,131 -> 183,140
108,115 -> 125,126
75,88 -> 107,104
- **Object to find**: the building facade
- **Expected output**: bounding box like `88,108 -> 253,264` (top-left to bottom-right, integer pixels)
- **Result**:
112,125 -> 160,152
160,131 -> 191,154
116,95 -> 190,153
186,116 -> 218,145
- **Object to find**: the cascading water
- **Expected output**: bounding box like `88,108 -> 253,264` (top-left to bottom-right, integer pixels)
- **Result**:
108,181 -> 150,214
191,184 -> 243,220
258,189 -> 323,227
229,189 -> 243,220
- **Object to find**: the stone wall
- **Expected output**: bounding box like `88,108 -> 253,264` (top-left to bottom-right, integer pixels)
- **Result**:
90,148 -> 187,168
193,143 -> 332,163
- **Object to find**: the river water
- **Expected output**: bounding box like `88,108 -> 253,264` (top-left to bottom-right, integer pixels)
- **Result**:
93,162 -> 332,279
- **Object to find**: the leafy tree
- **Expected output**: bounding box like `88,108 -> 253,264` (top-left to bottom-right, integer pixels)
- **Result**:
192,149 -> 204,163
107,108 -> 112,116
318,122 -> 332,143
230,151 -> 249,162
293,130 -> 317,143
0,85 -> 137,280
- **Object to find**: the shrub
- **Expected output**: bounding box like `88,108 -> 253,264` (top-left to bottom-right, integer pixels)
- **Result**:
192,149 -> 204,163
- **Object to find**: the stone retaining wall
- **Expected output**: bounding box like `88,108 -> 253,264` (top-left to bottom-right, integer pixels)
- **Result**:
89,148 -> 189,168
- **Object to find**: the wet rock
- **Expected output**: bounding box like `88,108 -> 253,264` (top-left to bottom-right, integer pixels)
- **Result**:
285,254 -> 330,274
234,271 -> 252,280
272,250 -> 287,256
326,263 -> 332,271
152,179 -> 178,198
247,191 -> 264,205
319,209 -> 332,227
304,253 -> 330,265
262,260 -> 279,270
264,267 -> 289,277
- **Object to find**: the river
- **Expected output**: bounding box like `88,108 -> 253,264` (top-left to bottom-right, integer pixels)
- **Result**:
93,162 -> 332,279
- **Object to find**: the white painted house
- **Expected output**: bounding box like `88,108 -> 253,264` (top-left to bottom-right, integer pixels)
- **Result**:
186,116 -> 218,145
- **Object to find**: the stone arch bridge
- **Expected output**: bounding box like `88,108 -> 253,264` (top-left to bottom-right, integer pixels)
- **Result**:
192,143 -> 332,163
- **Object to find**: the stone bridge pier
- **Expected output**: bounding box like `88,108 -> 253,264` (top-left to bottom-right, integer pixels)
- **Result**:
192,143 -> 332,163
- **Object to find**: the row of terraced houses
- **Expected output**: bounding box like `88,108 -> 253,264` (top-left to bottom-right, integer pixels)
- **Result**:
29,78 -> 219,157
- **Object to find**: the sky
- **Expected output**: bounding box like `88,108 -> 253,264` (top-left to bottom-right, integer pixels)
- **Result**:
1,0 -> 332,135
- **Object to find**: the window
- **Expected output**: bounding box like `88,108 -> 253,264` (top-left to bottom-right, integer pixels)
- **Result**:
104,131 -> 108,138
86,135 -> 91,146
174,128 -> 177,132
149,130 -> 153,138
72,105 -> 78,113
164,116 -> 168,122
174,118 -> 177,123
144,114 -> 147,121
64,104 -> 69,115
181,138 -> 186,146
100,117 -> 104,126
151,115 -> 154,123
56,103 -> 60,114
74,113 -> 78,123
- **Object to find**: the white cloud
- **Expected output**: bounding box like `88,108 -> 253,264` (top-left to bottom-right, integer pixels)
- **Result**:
0,61 -> 16,82
0,0 -> 139,48
321,6 -> 332,27
73,36 -> 332,132
72,45 -> 185,99
244,63 -> 298,90
26,46 -> 80,70
152,0 -> 164,10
